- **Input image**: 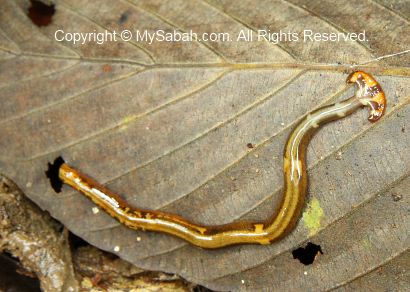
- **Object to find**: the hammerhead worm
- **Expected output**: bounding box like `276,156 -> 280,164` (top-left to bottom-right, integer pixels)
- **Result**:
46,71 -> 386,248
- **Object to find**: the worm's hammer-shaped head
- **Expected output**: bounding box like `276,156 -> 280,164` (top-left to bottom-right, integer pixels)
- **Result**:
347,71 -> 386,122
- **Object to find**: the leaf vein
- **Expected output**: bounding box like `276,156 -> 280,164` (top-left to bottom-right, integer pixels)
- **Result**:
59,1 -> 156,64
125,0 -> 227,63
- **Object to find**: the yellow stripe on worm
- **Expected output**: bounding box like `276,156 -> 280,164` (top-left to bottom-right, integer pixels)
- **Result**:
46,71 -> 386,249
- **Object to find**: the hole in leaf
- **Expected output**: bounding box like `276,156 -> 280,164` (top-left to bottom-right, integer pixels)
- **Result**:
292,242 -> 323,265
45,156 -> 65,193
28,0 -> 55,27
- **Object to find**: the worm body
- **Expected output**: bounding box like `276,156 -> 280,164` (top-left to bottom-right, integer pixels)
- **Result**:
47,71 -> 386,248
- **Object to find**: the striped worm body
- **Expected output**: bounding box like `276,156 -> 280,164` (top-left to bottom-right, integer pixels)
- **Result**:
47,71 -> 386,249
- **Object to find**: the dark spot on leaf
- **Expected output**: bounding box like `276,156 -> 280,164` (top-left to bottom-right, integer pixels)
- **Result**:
28,0 -> 55,27
119,11 -> 130,24
45,156 -> 65,193
247,143 -> 254,149
292,242 -> 323,265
